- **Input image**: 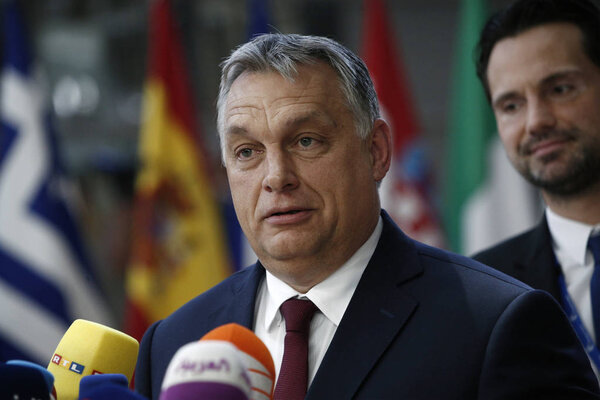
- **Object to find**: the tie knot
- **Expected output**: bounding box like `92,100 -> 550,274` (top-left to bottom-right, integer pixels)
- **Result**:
280,298 -> 317,333
589,234 -> 600,266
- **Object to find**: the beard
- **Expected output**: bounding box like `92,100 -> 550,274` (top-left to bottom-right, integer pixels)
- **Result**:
515,130 -> 600,196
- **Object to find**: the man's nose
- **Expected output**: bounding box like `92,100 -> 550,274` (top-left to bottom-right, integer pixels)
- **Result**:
262,151 -> 299,192
526,98 -> 557,135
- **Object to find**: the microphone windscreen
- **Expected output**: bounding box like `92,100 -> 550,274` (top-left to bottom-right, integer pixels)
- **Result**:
200,323 -> 274,400
79,374 -> 128,397
78,374 -> 146,400
7,359 -> 55,392
47,319 -> 139,400
0,363 -> 51,400
159,341 -> 251,400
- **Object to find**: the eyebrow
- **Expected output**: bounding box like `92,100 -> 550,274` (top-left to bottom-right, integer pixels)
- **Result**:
492,69 -> 583,109
224,125 -> 249,137
282,111 -> 337,129
540,69 -> 582,86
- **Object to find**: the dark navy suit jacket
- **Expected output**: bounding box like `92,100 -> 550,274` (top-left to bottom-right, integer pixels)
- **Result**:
473,215 -> 562,301
135,211 -> 599,399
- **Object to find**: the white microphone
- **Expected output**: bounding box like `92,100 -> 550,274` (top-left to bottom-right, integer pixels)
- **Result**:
159,340 -> 252,400
200,323 -> 275,400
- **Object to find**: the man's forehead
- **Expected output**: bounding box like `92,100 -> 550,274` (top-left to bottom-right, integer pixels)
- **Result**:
224,108 -> 338,136
228,62 -> 341,96
490,23 -> 585,65
224,69 -> 345,120
488,23 -> 587,95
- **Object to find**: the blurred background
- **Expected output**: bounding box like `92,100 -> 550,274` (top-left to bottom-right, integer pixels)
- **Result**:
1,0 -> 546,365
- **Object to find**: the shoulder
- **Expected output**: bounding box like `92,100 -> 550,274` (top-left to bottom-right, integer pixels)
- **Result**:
412,244 -> 599,396
472,222 -> 551,267
414,240 -> 533,296
483,226 -> 541,252
479,288 -> 600,397
378,209 -> 532,294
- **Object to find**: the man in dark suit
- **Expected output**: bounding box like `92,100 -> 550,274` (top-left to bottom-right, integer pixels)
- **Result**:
472,0 -> 600,375
135,33 -> 599,399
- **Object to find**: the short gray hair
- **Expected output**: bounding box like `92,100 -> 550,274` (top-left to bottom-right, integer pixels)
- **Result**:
216,33 -> 380,157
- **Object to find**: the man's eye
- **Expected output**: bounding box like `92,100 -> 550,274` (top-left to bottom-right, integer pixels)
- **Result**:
553,84 -> 573,95
503,103 -> 518,113
497,99 -> 522,114
237,148 -> 253,159
299,137 -> 314,147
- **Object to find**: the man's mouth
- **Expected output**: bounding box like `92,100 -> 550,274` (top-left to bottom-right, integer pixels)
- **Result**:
271,210 -> 302,216
264,208 -> 313,224
522,132 -> 574,156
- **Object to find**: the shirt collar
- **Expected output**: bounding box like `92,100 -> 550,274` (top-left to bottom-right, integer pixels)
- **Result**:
546,207 -> 600,266
261,216 -> 383,331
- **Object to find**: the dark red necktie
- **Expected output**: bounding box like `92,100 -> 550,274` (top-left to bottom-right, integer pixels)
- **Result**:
273,298 -> 318,400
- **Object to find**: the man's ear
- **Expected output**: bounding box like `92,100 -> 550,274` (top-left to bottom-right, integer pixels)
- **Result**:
369,118 -> 392,182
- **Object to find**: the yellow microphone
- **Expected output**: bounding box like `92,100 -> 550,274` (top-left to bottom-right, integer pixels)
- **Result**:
47,319 -> 139,400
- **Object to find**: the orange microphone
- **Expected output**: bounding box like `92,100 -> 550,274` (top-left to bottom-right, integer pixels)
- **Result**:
200,323 -> 275,400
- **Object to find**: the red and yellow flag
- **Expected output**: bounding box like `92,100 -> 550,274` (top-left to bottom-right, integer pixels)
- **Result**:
124,0 -> 231,340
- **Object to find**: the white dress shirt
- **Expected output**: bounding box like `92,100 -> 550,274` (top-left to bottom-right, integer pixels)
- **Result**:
253,217 -> 383,386
547,207 -> 600,341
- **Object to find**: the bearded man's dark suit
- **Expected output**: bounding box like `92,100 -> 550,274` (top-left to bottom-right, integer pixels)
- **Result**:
472,215 -> 561,302
135,211 -> 599,399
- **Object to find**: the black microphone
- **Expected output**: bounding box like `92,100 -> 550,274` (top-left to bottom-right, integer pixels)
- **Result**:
0,362 -> 53,400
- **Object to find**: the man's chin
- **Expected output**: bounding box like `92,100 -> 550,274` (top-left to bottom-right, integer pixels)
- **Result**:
526,167 -> 596,196
524,157 -> 573,184
258,236 -> 321,263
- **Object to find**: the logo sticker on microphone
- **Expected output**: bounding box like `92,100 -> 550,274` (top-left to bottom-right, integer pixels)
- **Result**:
51,353 -> 89,375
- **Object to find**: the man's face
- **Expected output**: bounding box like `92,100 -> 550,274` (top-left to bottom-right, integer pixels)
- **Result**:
487,23 -> 600,196
222,62 -> 390,290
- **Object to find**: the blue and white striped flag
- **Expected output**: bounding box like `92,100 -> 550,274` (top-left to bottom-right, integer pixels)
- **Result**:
0,0 -> 113,364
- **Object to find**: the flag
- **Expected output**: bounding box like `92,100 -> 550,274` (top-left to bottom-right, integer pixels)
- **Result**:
124,0 -> 231,341
443,0 -> 542,255
361,0 -> 445,247
0,0 -> 113,364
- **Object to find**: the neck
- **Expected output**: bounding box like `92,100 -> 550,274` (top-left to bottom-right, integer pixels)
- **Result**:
543,183 -> 600,225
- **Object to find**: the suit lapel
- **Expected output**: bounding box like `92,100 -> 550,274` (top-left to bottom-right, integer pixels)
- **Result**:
206,263 -> 265,330
512,216 -> 561,299
307,212 -> 423,399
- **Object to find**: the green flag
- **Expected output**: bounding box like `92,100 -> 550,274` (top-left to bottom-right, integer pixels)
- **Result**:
444,0 -> 542,255
444,0 -> 496,253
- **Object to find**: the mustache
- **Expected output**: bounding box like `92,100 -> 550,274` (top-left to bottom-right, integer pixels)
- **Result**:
520,130 -> 575,155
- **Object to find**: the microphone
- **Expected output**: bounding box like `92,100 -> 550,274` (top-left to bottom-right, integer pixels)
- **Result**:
79,374 -> 127,395
78,374 -> 147,400
200,323 -> 275,400
7,359 -> 56,397
159,340 -> 252,400
47,319 -> 139,400
0,362 -> 52,400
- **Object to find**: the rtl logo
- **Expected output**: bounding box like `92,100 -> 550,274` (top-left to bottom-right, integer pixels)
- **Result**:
51,353 -> 104,375
51,353 -> 85,374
